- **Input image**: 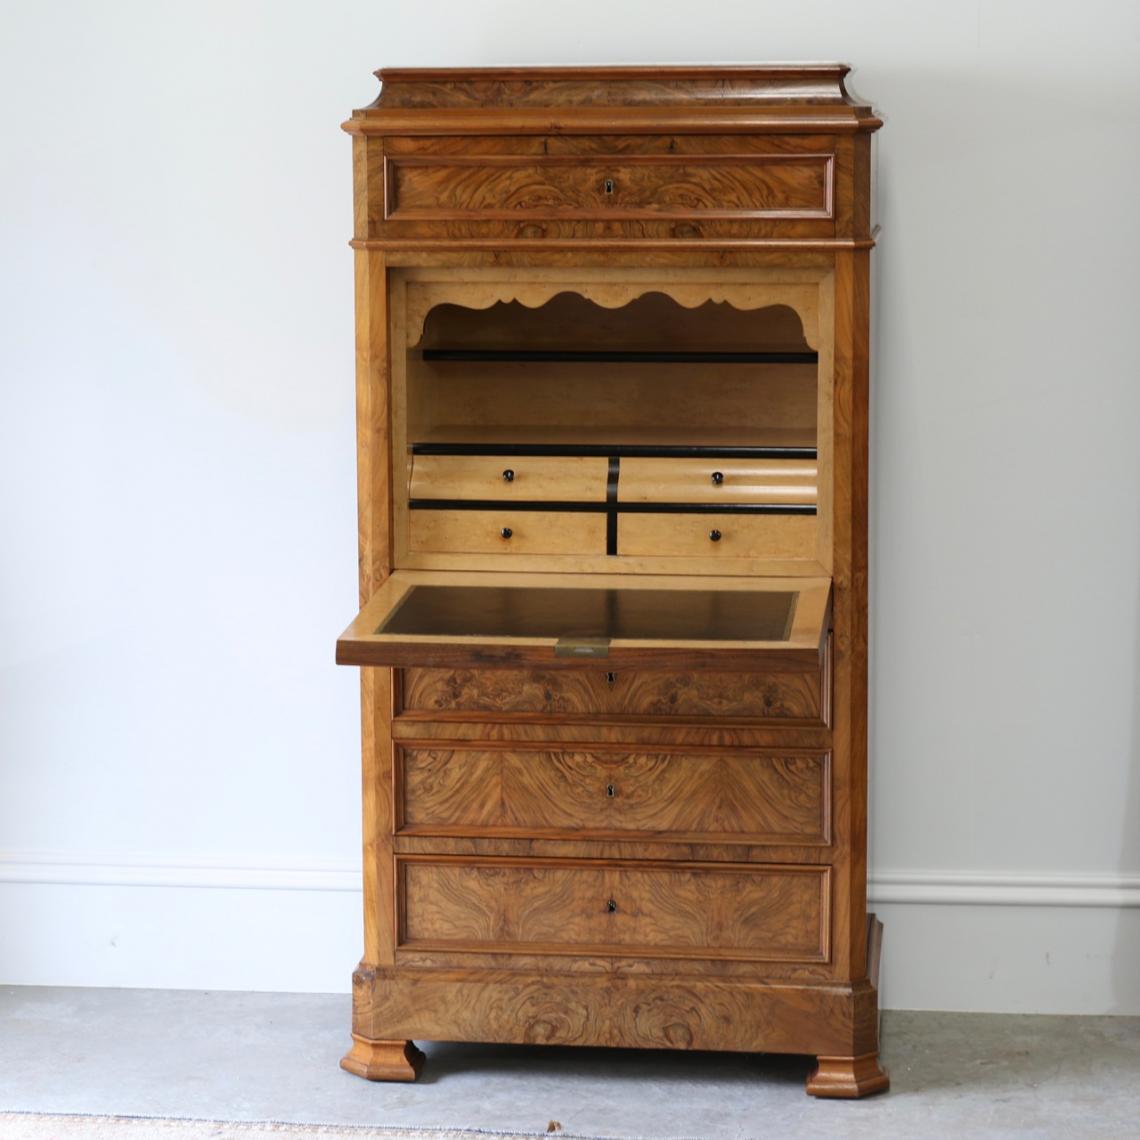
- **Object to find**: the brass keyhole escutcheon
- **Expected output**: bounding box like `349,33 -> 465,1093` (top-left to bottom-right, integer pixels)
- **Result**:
603,178 -> 615,195
709,529 -> 722,542
606,783 -> 616,798
500,527 -> 513,539
606,898 -> 618,913
502,468 -> 515,482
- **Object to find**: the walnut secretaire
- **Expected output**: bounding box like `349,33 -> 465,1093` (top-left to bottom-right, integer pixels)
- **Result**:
335,65 -> 886,1098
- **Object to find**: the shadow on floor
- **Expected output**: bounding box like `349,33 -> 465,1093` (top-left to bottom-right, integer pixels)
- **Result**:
417,1040 -> 813,1091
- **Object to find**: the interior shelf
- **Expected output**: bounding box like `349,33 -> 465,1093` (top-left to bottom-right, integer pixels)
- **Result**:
421,349 -> 819,365
411,424 -> 818,458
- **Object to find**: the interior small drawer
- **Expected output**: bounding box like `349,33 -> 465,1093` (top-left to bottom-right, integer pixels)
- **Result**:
410,454 -> 609,502
386,153 -> 834,221
397,746 -> 830,846
400,659 -> 828,725
618,512 -> 816,559
408,509 -> 605,555
397,856 -> 829,962
619,457 -> 817,506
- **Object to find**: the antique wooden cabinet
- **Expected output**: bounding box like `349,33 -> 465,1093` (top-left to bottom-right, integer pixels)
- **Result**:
336,65 -> 886,1098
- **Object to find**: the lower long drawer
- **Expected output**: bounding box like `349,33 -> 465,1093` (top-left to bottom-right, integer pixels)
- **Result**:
397,746 -> 830,845
398,856 -> 829,962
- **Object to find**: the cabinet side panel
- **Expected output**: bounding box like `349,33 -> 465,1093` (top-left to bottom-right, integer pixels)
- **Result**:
829,247 -> 870,980
353,244 -> 392,598
360,668 -> 396,969
353,135 -> 397,979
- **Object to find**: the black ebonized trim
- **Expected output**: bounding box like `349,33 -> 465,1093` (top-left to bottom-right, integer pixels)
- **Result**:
421,349 -> 818,365
411,499 -> 608,513
615,502 -> 816,516
606,457 -> 620,555
412,442 -> 818,460
408,498 -> 817,516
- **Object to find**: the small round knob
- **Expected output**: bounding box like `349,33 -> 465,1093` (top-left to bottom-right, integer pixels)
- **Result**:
709,529 -> 722,543
500,527 -> 513,539
606,898 -> 618,913
502,469 -> 515,483
711,471 -> 724,486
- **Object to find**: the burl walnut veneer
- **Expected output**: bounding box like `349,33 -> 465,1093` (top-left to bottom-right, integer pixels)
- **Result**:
336,64 -> 886,1098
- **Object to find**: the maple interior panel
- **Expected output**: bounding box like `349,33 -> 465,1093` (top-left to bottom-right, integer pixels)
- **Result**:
406,292 -> 818,450
410,455 -> 610,501
619,457 -> 818,504
407,510 -> 606,556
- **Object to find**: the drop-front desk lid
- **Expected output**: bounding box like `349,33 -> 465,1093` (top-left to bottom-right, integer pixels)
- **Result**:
337,571 -> 831,671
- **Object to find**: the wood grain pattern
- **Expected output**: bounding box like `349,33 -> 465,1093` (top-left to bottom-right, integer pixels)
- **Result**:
340,64 -> 883,1095
401,267 -> 824,354
412,424 -> 816,451
386,154 -> 833,221
619,457 -> 817,505
411,362 -> 818,441
618,512 -> 816,559
399,664 -> 826,723
355,137 -> 875,247
344,65 -> 882,143
408,508 -> 605,555
339,570 -> 831,672
398,856 -> 828,962
350,964 -> 881,1056
392,835 -> 830,880
418,284 -> 814,352
340,1035 -> 424,1082
385,266 -> 830,576
367,65 -> 868,109
390,714 -> 831,751
397,745 -> 830,844
805,1052 -> 890,1098
409,454 -> 608,502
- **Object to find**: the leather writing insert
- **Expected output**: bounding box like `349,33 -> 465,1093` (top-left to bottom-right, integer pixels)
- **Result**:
379,585 -> 797,642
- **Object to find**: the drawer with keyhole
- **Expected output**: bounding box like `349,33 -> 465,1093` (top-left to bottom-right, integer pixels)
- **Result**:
396,746 -> 831,845
396,855 -> 829,962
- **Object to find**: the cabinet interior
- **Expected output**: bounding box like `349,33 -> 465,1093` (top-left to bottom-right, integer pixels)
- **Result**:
390,272 -> 833,578
405,290 -> 819,451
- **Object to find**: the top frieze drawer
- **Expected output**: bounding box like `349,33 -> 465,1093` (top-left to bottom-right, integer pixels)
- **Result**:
383,153 -> 835,223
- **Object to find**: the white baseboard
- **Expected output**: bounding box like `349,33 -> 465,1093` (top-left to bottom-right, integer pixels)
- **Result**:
870,870 -> 1140,909
0,851 -> 361,892
2,851 -> 1137,907
2,851 -> 1137,1012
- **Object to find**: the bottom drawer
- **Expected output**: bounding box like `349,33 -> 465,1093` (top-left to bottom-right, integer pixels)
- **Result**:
398,856 -> 829,962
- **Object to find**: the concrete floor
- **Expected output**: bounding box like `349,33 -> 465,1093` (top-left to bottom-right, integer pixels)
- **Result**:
1,987 -> 1138,1139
